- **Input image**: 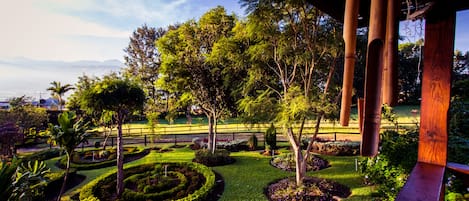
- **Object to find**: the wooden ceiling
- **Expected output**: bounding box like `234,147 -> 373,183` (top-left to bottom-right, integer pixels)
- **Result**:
307,0 -> 469,27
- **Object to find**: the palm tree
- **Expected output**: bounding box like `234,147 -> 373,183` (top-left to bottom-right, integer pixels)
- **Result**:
47,81 -> 74,111
48,111 -> 90,201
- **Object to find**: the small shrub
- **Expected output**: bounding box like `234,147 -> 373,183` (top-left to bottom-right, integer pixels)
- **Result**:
265,124 -> 277,150
311,141 -> 360,156
359,130 -> 418,200
248,134 -> 258,150
193,149 -> 234,166
21,148 -> 63,162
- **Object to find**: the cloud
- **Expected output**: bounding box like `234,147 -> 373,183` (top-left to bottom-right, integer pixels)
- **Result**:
0,0 -> 130,61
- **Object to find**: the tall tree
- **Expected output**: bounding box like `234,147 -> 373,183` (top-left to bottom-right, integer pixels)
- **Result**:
47,81 -> 74,111
80,76 -> 145,197
123,25 -> 166,101
157,6 -> 240,153
48,111 -> 90,201
238,0 -> 343,186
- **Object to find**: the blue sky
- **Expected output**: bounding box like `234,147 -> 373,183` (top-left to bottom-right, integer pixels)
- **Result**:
0,0 -> 468,100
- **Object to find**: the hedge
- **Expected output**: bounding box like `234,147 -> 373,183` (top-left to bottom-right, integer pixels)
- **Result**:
79,162 -> 215,201
58,147 -> 149,170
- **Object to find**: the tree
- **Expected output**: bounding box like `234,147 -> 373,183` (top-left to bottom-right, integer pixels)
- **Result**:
80,76 -> 145,197
157,6 -> 240,153
123,25 -> 165,99
238,0 -> 343,186
47,81 -> 74,111
48,111 -> 90,201
0,96 -> 48,137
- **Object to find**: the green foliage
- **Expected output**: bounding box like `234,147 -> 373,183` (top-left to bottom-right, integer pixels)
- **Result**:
47,81 -> 74,110
9,160 -> 50,201
49,111 -> 90,155
80,76 -> 145,118
0,158 -> 19,198
265,123 -> 277,150
247,134 -> 258,150
381,104 -> 398,126
21,148 -> 63,162
359,130 -> 418,200
193,149 -> 233,166
0,101 -> 48,136
79,162 -> 215,201
58,147 -> 149,170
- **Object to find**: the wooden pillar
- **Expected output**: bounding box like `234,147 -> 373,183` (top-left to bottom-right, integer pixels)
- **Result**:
340,0 -> 360,126
418,3 -> 455,167
382,0 -> 400,106
361,0 -> 387,157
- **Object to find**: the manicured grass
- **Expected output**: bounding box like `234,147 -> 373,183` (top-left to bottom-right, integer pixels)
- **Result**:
93,105 -> 420,138
52,146 -> 372,200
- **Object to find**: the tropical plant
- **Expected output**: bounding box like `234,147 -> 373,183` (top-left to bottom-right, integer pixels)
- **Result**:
9,160 -> 50,201
80,75 -> 145,198
47,81 -> 74,111
0,158 -> 19,198
48,111 -> 90,201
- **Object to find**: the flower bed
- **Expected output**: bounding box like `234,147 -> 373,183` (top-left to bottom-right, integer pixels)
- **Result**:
266,177 -> 351,200
311,141 -> 360,156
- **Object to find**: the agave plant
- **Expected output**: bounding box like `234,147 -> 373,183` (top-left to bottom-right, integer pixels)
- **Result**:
9,160 -> 50,201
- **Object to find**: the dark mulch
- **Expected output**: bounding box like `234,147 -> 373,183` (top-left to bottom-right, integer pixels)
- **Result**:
205,171 -> 225,201
265,177 -> 351,201
45,173 -> 86,201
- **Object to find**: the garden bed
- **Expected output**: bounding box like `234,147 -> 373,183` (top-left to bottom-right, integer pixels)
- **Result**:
266,177 -> 351,201
311,141 -> 360,156
58,147 -> 149,170
270,153 -> 330,172
79,162 -> 216,201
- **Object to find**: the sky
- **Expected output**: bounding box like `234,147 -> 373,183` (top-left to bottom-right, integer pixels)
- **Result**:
0,0 -> 468,100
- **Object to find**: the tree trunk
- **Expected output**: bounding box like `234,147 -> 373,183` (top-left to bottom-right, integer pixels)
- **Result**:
102,127 -> 111,150
293,144 -> 305,186
116,117 -> 124,198
57,152 -> 71,201
212,112 -> 217,154
207,115 -> 214,152
286,128 -> 305,186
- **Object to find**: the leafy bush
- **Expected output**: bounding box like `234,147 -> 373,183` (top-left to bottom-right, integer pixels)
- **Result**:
193,149 -> 234,166
311,141 -> 360,156
359,130 -> 418,200
21,148 -> 63,163
265,123 -> 277,150
247,134 -> 258,150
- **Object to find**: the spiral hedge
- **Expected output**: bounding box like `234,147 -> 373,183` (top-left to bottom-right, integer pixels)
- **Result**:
79,162 -> 215,201
58,147 -> 149,170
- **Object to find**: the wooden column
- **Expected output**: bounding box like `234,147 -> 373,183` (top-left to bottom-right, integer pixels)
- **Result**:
382,0 -> 400,106
418,3 -> 455,166
340,0 -> 360,126
361,0 -> 387,157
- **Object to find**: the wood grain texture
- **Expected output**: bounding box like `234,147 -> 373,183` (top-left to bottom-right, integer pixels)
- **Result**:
396,162 -> 445,201
418,3 -> 455,166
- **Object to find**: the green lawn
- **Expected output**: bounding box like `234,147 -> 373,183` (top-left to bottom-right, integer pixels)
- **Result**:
92,105 -> 420,138
55,146 -> 373,200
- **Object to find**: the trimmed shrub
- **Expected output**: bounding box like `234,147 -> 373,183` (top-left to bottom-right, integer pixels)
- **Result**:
193,149 -> 234,167
58,147 -> 149,170
79,162 -> 215,201
265,123 -> 277,150
21,148 -> 63,162
247,134 -> 258,150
